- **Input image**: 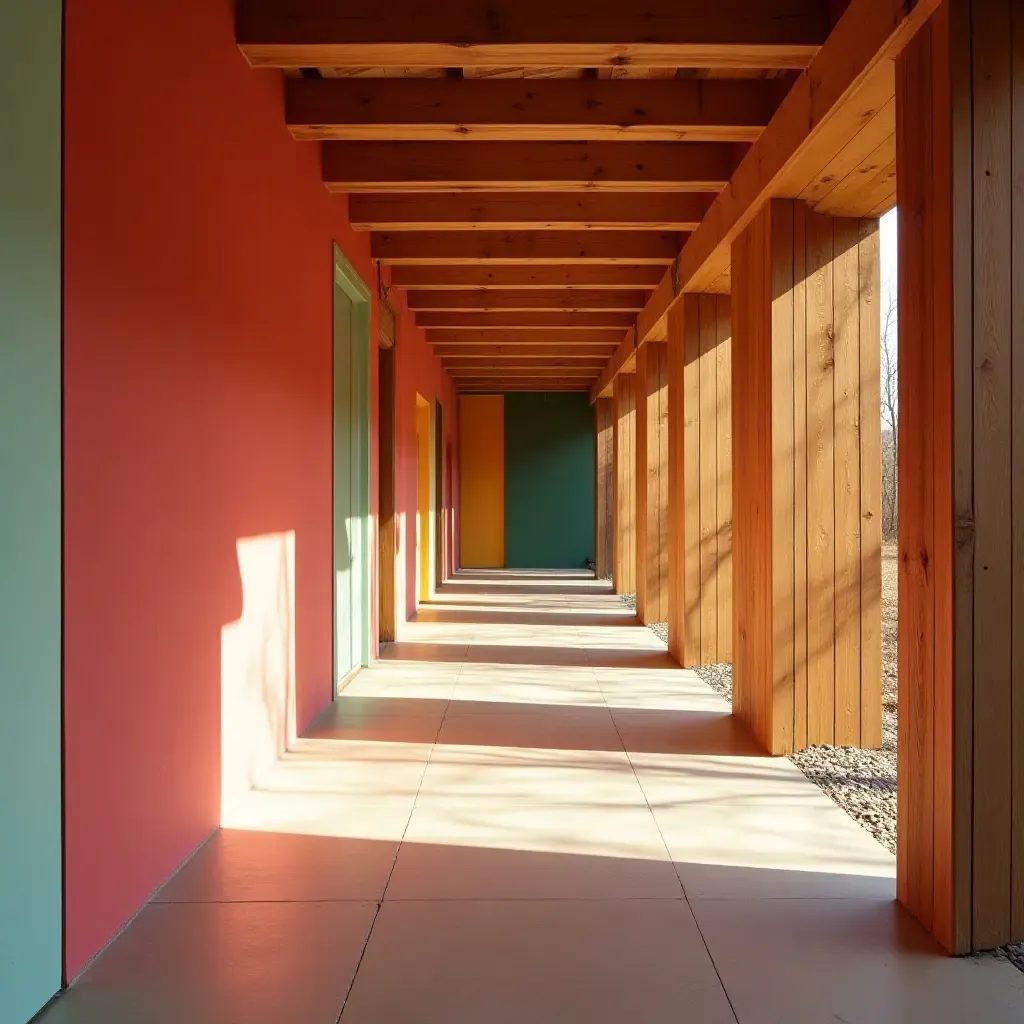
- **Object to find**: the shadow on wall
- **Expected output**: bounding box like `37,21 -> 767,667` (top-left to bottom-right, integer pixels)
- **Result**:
220,531 -> 297,822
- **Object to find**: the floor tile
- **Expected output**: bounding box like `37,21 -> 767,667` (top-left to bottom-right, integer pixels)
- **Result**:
340,900 -> 736,1024
434,707 -> 623,752
390,802 -> 680,898
155,829 -> 399,903
631,753 -> 896,899
692,897 -> 1024,1023
40,901 -> 377,1024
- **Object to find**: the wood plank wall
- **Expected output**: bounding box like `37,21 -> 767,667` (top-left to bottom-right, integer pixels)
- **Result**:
667,295 -> 733,667
896,0 -> 1024,954
731,198 -> 881,755
612,374 -> 637,595
594,397 -> 614,579
635,342 -> 669,625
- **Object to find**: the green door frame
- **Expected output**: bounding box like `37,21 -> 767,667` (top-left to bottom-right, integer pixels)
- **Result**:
332,245 -> 371,688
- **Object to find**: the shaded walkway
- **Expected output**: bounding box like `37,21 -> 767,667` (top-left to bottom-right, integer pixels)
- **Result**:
42,573 -> 1024,1022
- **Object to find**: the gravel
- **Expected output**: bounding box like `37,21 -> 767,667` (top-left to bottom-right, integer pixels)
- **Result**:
619,558 -> 1024,972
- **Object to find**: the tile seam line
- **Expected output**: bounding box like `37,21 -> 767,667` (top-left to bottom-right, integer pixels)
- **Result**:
605,595 -> 741,1024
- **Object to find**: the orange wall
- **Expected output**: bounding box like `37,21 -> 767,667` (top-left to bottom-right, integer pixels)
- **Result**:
459,395 -> 505,567
63,0 -> 456,977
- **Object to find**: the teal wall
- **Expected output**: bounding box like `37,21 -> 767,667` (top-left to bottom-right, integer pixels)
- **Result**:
0,4 -> 64,1020
504,393 -> 595,569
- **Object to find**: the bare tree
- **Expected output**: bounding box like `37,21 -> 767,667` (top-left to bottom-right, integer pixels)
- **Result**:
880,288 -> 898,540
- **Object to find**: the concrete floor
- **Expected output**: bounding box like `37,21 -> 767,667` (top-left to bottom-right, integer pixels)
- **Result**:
41,571 -> 1024,1022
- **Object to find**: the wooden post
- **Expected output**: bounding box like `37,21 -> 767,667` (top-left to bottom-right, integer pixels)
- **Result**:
666,294 -> 733,668
612,374 -> 637,595
594,397 -> 614,579
895,0 -> 1024,955
729,199 -> 882,756
635,342 -> 669,624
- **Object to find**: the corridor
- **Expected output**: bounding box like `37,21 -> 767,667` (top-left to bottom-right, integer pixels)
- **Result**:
41,573 -> 1024,1023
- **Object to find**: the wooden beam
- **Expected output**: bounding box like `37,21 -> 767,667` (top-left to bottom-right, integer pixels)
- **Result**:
458,382 -> 591,391
287,77 -> 777,142
389,265 -> 664,290
447,364 -> 599,377
437,345 -> 615,359
417,312 -> 635,329
405,290 -> 648,312
350,192 -> 716,231
373,231 -> 681,265
324,142 -> 739,192
238,1 -> 829,70
443,356 -> 606,369
593,0 -> 943,398
591,329 -> 637,401
427,333 -> 618,351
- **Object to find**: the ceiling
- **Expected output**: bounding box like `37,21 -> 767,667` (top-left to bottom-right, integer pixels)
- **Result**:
235,1 -> 892,395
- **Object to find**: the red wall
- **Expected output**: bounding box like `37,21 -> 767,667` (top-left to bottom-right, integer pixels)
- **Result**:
63,0 -> 456,977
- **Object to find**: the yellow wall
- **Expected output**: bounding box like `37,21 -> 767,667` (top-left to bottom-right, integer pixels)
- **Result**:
415,396 -> 432,604
459,395 -> 505,568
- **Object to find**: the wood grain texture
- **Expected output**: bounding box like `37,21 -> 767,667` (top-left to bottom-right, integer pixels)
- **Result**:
601,0 -> 940,396
635,342 -> 669,625
374,231 -> 681,265
325,141 -> 738,192
417,312 -> 635,329
595,398 -> 615,580
288,76 -> 776,141
350,192 -> 716,232
391,265 -> 664,290
405,290 -> 649,311
238,0 -> 828,69
731,199 -> 880,755
613,375 -> 637,595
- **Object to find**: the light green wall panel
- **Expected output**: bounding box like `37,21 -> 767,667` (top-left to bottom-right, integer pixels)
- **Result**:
0,4 -> 64,1020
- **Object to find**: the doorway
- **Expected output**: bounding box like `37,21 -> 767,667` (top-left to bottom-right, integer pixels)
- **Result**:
333,246 -> 371,686
415,394 -> 434,607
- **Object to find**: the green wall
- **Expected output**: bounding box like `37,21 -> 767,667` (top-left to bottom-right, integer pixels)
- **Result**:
0,4 -> 64,1020
504,393 -> 595,569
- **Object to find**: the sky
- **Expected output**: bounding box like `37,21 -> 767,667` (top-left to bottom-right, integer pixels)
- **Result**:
880,206 -> 897,318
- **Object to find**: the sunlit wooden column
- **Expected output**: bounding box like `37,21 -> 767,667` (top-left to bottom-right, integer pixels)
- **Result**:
635,342 -> 668,625
611,374 -> 636,595
666,295 -> 733,667
594,397 -> 614,579
729,198 -> 882,757
895,0 -> 1024,955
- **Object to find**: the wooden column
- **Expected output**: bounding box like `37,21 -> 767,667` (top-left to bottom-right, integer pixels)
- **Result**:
895,0 -> 1024,954
635,342 -> 669,624
730,198 -> 882,756
612,374 -> 636,595
594,397 -> 614,579
667,294 -> 733,667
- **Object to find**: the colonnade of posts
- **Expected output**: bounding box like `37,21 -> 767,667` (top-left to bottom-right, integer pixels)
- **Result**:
594,0 -> 1024,956
596,199 -> 883,759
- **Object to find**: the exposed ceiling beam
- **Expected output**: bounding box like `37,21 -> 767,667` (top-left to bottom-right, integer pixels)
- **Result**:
389,265 -> 663,290
591,0 -> 941,401
416,312 -> 635,329
437,347 -> 614,359
447,364 -> 600,376
237,1 -> 829,69
323,141 -> 739,192
458,382 -> 591,391
425,330 -> 620,346
350,193 -> 715,232
405,290 -> 648,312
372,231 -> 681,264
287,77 -> 777,142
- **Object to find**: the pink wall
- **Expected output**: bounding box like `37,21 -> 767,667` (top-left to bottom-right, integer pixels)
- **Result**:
63,0 -> 456,977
